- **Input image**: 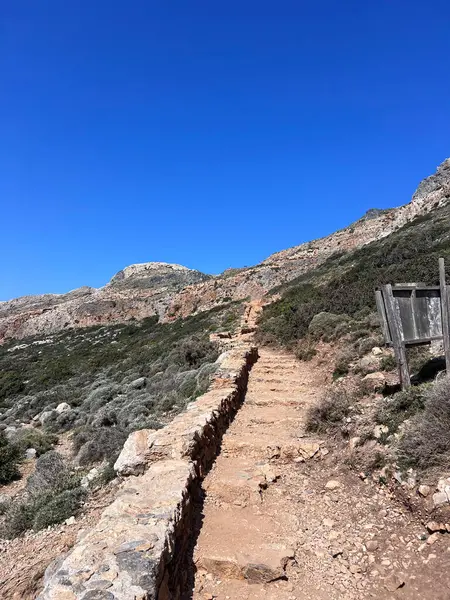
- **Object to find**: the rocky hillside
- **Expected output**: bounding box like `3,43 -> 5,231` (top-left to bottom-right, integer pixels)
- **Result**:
1,159 -> 449,343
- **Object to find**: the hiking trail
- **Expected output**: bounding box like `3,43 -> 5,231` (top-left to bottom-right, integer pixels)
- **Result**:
192,347 -> 450,600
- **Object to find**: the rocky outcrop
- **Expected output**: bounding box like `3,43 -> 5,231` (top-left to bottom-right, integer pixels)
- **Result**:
1,159 -> 450,343
38,343 -> 258,600
0,263 -> 208,343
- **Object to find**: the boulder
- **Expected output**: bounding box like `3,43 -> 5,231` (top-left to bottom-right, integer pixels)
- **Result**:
4,426 -> 17,440
129,377 -> 147,390
39,410 -> 55,426
358,355 -> 382,374
114,429 -> 155,476
55,402 -> 71,414
362,372 -> 386,392
26,448 -> 37,459
433,491 -> 449,508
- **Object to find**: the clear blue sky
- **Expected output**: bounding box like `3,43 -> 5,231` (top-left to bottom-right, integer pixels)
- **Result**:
2,1 -> 450,300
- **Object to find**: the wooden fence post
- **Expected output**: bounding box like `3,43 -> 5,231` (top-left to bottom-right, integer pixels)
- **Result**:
382,284 -> 411,389
439,258 -> 450,372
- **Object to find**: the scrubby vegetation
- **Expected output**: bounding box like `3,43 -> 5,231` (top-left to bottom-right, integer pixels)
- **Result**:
397,377 -> 450,471
257,206 -> 450,346
305,387 -> 355,434
0,432 -> 22,485
0,451 -> 86,538
376,385 -> 427,438
0,302 -> 244,539
0,303 -> 242,455
258,204 -> 450,487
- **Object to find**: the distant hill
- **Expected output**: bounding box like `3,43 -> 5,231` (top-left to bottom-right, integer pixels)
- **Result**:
1,158 -> 449,343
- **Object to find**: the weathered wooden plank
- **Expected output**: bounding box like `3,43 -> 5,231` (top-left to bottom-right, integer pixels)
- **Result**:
375,290 -> 391,344
415,289 -> 434,339
392,285 -> 439,292
382,284 -> 411,389
396,290 -> 415,342
439,258 -> 450,372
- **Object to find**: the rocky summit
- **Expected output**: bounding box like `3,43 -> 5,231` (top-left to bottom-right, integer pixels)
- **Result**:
1,159 -> 449,344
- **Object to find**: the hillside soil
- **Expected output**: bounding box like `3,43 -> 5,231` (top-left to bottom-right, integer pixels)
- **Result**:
192,348 -> 450,600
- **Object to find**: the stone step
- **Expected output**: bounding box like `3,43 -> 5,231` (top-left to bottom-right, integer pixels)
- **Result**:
204,456 -> 282,505
194,573 -> 298,599
194,506 -> 296,584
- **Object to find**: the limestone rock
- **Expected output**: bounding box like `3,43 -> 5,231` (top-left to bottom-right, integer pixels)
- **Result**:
426,521 -> 446,533
55,402 -> 71,414
26,448 -> 37,459
114,429 -> 154,476
433,491 -> 449,508
129,377 -> 147,390
384,573 -> 405,591
418,484 -> 431,497
39,411 -> 55,426
366,540 -> 379,552
362,372 -> 386,392
325,480 -> 341,491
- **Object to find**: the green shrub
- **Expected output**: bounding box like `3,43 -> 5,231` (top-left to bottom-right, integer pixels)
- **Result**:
306,387 -> 353,433
0,432 -> 22,485
358,337 -> 380,356
407,346 -> 432,376
1,481 -> 86,538
14,429 -> 58,457
397,377 -> 450,470
332,349 -> 356,380
376,385 -> 426,436
294,339 -> 317,361
32,487 -> 86,531
0,370 -> 25,403
72,427 -> 127,466
308,312 -> 350,341
26,451 -> 73,495
2,501 -> 35,538
380,354 -> 397,372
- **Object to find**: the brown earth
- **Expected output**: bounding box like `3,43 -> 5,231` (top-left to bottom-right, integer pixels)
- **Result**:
192,348 -> 450,600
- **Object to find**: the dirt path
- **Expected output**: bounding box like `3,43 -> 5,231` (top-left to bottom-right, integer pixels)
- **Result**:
192,348 -> 450,600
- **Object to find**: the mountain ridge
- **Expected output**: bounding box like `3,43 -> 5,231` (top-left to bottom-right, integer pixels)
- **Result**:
1,158 -> 449,343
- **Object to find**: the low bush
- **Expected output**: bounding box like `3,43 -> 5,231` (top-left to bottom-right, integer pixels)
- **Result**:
407,346 -> 432,376
305,387 -> 353,434
308,312 -> 351,341
0,432 -> 22,485
294,339 -> 317,361
332,348 -> 356,380
0,450 -> 86,538
26,451 -> 72,495
14,429 -> 58,457
32,487 -> 86,531
397,377 -> 450,471
376,385 -> 426,437
0,371 -> 25,403
380,354 -> 397,372
72,426 -> 127,466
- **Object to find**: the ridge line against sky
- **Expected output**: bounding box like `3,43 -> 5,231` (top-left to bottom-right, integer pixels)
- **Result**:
2,0 -> 450,299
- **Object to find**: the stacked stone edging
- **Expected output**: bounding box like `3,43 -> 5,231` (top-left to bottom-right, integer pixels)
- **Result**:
38,342 -> 258,600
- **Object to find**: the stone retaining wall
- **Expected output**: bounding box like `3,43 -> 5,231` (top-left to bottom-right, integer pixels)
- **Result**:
38,342 -> 258,600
